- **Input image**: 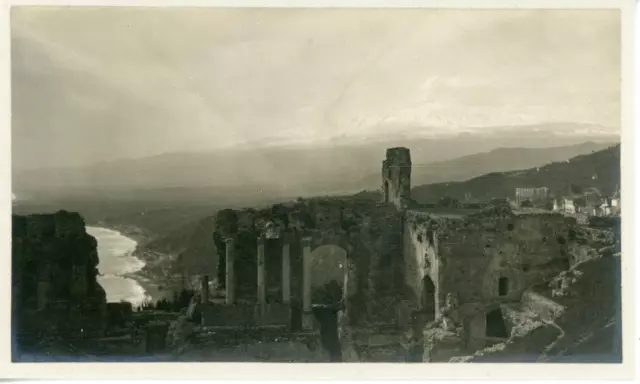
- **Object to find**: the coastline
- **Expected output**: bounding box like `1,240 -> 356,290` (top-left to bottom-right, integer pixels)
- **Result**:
92,222 -> 176,304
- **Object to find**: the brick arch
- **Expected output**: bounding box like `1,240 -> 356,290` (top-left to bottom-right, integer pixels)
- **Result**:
309,244 -> 348,304
306,231 -> 358,301
309,244 -> 348,305
307,232 -> 352,254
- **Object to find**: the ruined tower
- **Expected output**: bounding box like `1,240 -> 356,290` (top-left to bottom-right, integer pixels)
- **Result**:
381,147 -> 412,209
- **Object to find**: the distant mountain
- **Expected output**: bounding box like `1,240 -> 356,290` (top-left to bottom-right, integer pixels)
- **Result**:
357,141 -> 615,188
13,123 -> 618,201
411,144 -> 621,202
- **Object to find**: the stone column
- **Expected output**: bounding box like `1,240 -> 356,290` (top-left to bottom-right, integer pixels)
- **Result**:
225,237 -> 236,305
201,275 -> 209,304
257,235 -> 266,314
302,236 -> 313,330
282,233 -> 291,304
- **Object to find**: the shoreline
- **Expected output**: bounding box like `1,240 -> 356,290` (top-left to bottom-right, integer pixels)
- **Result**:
123,271 -> 164,306
89,223 -> 171,306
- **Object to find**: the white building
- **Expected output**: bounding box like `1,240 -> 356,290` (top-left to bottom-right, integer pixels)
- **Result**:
554,198 -> 576,214
515,187 -> 549,205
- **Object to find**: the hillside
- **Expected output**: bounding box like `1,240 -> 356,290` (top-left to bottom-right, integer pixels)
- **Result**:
130,214 -> 219,297
411,144 -> 620,202
358,141 -> 614,187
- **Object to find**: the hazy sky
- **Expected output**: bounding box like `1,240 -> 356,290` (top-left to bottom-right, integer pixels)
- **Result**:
11,8 -> 620,169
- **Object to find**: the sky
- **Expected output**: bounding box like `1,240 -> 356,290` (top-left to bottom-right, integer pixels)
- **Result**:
11,8 -> 621,169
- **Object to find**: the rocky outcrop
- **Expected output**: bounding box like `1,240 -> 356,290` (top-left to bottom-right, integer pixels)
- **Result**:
12,210 -> 107,354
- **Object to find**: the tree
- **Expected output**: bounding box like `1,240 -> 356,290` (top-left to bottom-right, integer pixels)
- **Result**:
544,199 -> 555,211
520,200 -> 534,208
570,183 -> 584,195
573,196 -> 587,208
438,196 -> 461,208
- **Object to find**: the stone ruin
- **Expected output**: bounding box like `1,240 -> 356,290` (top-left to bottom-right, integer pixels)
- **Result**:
381,147 -> 412,210
12,211 -> 108,354
182,147 -> 599,362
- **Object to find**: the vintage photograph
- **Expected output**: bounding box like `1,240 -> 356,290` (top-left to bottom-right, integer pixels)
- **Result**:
9,6 -> 624,366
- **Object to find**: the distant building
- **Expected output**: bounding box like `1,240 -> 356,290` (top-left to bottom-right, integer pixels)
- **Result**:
599,202 -> 612,217
515,187 -> 549,205
611,187 -> 621,210
584,191 -> 602,206
593,196 -> 621,217
554,198 -> 576,214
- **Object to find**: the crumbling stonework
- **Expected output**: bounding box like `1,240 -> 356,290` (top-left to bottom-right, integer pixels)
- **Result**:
402,202 -> 577,356
211,198 -> 404,328
193,147 -> 598,362
12,211 -> 107,355
382,147 -> 412,209
200,195 -> 409,361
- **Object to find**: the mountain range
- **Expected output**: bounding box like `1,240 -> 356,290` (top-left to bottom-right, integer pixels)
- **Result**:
13,123 -> 617,203
358,141 -> 615,188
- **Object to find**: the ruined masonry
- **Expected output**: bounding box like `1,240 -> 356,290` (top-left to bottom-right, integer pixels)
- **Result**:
191,147 -> 578,362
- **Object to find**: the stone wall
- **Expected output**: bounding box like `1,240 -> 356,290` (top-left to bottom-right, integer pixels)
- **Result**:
403,205 -> 575,354
441,212 -> 572,306
176,327 -> 329,362
381,147 -> 412,209
404,211 -> 442,317
12,211 -> 107,353
405,208 -> 572,309
212,197 -> 405,327
200,303 -> 291,327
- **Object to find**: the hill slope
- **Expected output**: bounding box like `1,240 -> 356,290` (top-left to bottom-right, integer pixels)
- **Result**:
411,144 -> 620,202
358,141 -> 614,187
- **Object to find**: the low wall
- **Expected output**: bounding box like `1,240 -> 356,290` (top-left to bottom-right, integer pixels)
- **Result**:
201,304 -> 257,327
200,303 -> 291,327
177,327 -> 327,362
256,304 -> 291,326
341,326 -> 410,362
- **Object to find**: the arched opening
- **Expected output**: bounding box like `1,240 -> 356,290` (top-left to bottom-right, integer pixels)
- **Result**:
405,276 -> 436,362
421,275 -> 436,321
498,277 -> 509,296
309,245 -> 347,301
383,181 -> 390,203
309,245 -> 348,361
312,306 -> 341,362
485,308 -> 509,339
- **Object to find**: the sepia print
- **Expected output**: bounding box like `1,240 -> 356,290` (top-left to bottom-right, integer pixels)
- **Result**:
5,2 -> 631,376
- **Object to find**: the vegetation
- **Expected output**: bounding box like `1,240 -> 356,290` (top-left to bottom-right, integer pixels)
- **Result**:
437,196 -> 462,208
136,289 -> 196,313
411,144 -> 620,203
520,200 -> 533,208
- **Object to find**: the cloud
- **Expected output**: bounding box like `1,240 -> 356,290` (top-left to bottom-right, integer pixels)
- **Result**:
11,8 -> 620,169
